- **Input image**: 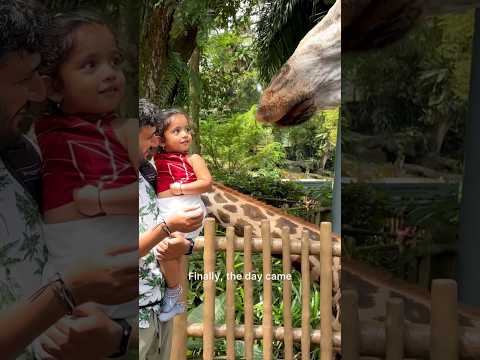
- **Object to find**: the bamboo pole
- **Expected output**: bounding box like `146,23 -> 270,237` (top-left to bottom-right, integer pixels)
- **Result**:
320,222 -> 333,360
301,230 -> 311,360
385,298 -> 404,360
226,227 -> 236,359
170,256 -> 188,360
186,323 -> 342,347
261,220 -> 273,360
431,279 -> 458,360
282,227 -> 293,360
342,290 -> 360,360
203,218 -> 216,360
193,236 -> 341,257
244,225 -> 254,360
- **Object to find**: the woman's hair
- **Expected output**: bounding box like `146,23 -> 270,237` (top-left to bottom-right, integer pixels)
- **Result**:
39,10 -> 116,79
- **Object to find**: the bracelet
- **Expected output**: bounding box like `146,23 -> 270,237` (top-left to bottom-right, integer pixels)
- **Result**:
98,187 -> 105,214
154,217 -> 172,237
29,272 -> 76,315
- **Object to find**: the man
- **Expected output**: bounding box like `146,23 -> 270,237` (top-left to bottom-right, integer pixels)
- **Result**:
0,1 -> 137,358
138,98 -> 203,359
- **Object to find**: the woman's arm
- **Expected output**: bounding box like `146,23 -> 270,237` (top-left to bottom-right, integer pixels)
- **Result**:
171,154 -> 212,196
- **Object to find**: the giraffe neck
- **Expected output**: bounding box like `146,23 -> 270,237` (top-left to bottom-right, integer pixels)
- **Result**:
202,182 -> 322,241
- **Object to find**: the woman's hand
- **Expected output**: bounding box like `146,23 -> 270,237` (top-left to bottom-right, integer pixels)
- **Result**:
63,246 -> 138,306
154,233 -> 190,261
165,206 -> 204,233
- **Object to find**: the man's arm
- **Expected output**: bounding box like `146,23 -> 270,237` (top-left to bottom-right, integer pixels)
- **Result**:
139,206 -> 204,257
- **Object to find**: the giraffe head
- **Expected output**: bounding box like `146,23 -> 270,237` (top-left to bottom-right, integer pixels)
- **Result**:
256,0 -> 432,126
256,0 -> 341,126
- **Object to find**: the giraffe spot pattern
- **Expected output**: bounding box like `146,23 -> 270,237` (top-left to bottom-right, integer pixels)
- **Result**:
223,204 -> 238,213
240,204 -> 267,221
275,217 -> 297,234
201,194 -> 211,207
214,193 -> 228,203
224,192 -> 238,203
234,218 -> 252,237
217,209 -> 231,225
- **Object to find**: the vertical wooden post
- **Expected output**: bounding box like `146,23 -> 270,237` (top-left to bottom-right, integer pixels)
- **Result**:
226,227 -> 236,359
430,279 -> 458,360
203,218 -> 216,360
342,290 -> 360,360
244,226 -> 254,360
282,227 -> 293,360
320,222 -> 333,360
261,220 -> 273,360
301,231 -> 311,360
170,256 -> 188,360
386,298 -> 404,360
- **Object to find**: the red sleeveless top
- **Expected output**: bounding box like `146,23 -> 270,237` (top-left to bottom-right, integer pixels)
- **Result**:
154,152 -> 197,193
35,113 -> 137,212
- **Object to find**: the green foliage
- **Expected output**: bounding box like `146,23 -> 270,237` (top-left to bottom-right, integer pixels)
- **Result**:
201,30 -> 260,118
201,106 -> 286,174
186,250 -> 321,358
343,11 -> 473,138
275,109 -> 338,171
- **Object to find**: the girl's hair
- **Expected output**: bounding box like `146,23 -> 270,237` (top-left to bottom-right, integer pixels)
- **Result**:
157,109 -> 193,152
39,10 -> 116,79
157,109 -> 193,137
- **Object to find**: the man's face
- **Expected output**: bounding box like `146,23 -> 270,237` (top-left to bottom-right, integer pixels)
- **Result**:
139,126 -> 159,162
0,51 -> 46,148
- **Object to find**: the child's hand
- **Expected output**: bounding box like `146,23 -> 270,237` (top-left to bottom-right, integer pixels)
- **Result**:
73,184 -> 102,216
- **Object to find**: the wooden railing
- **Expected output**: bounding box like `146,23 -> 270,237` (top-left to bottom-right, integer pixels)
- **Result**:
170,218 -> 339,359
342,279 -> 480,359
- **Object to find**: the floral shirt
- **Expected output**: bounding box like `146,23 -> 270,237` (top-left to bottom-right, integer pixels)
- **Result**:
139,171 -> 165,328
0,154 -> 47,359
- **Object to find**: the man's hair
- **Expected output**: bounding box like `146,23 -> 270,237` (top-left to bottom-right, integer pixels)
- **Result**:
139,98 -> 162,128
0,0 -> 49,63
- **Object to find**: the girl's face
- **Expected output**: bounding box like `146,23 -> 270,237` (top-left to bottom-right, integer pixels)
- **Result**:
53,23 -> 125,114
162,114 -> 192,153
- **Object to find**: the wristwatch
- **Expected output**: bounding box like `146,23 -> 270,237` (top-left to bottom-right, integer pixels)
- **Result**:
185,238 -> 195,255
108,319 -> 132,358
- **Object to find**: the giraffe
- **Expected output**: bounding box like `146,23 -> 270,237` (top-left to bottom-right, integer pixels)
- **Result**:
202,182 -> 342,329
256,0 -> 480,126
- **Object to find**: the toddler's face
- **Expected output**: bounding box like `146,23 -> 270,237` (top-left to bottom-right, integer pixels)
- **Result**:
162,114 -> 192,153
56,24 -> 125,114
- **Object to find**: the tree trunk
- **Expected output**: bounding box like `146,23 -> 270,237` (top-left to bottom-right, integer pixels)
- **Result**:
189,46 -> 201,154
141,4 -> 175,103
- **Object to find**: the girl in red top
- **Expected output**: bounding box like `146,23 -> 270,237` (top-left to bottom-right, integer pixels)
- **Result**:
32,12 -> 138,326
154,109 -> 212,320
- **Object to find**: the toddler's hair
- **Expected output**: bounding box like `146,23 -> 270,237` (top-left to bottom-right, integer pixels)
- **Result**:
39,10 -> 116,79
156,109 -> 193,140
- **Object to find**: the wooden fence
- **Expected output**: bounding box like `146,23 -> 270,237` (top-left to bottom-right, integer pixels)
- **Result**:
170,218 -> 339,360
342,279 -> 480,359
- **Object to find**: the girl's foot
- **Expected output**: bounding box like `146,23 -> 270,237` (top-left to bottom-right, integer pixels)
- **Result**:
158,302 -> 185,322
161,285 -> 182,313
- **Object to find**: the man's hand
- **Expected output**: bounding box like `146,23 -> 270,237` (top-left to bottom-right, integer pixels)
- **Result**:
165,206 -> 203,233
154,233 -> 190,261
34,304 -> 123,360
64,245 -> 138,306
